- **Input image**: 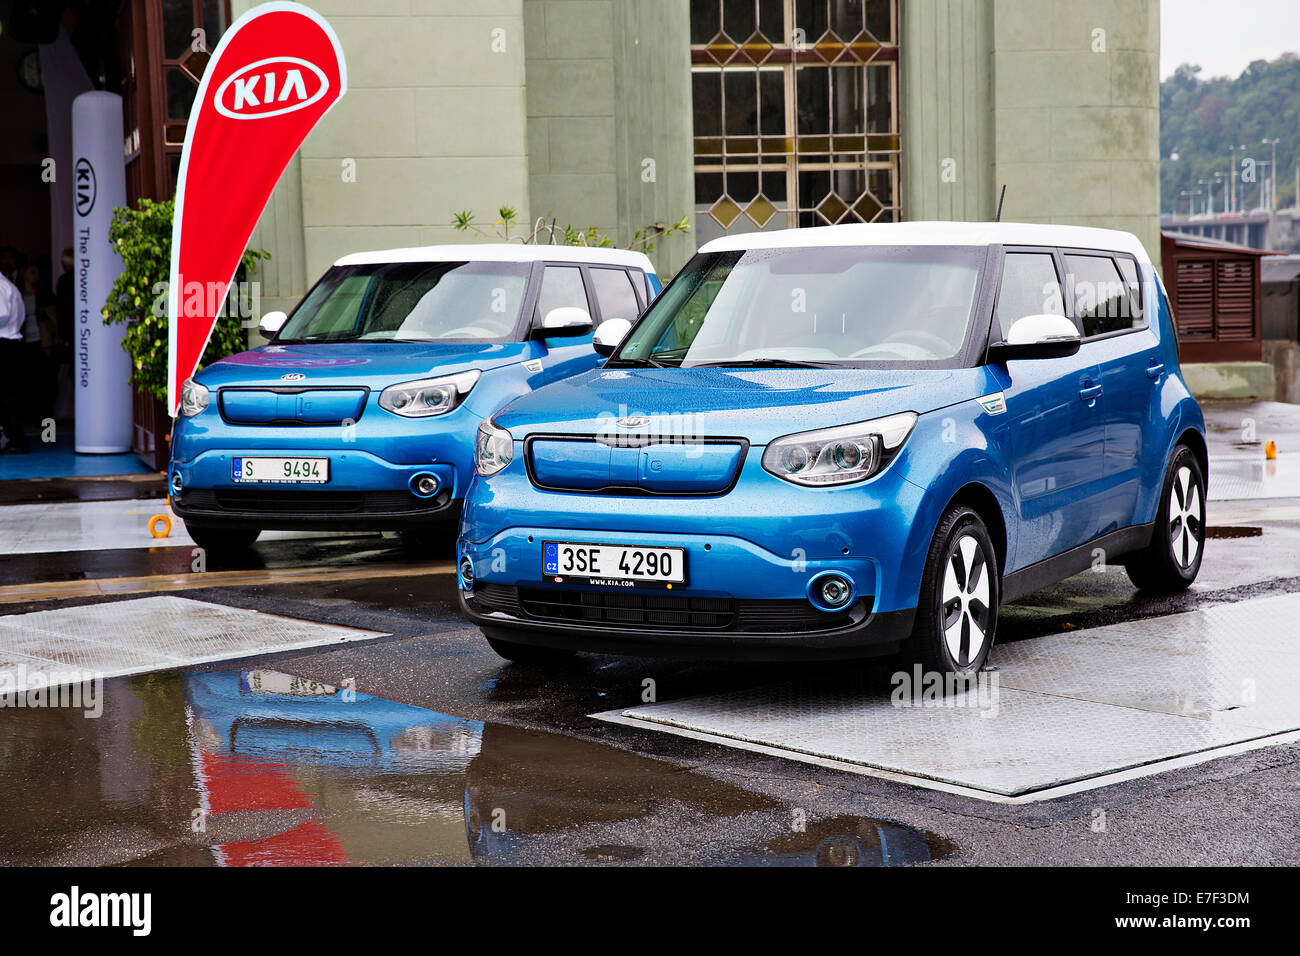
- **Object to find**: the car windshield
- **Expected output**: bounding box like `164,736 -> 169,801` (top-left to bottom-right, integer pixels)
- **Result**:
277,261 -> 531,343
612,245 -> 985,367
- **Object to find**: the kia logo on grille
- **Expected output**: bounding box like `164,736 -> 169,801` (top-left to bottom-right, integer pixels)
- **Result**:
214,57 -> 329,120
280,373 -> 306,381
616,416 -> 650,428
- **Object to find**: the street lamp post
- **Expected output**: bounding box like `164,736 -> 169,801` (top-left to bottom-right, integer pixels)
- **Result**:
1229,143 -> 1249,213
1257,160 -> 1273,211
1263,138 -> 1280,212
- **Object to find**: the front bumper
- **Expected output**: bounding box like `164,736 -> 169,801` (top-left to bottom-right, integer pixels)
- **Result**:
457,456 -> 928,660
170,406 -> 477,530
460,587 -> 914,661
171,448 -> 462,530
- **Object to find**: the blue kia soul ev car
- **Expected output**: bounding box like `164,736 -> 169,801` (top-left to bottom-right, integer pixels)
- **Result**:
458,223 -> 1207,675
169,244 -> 659,552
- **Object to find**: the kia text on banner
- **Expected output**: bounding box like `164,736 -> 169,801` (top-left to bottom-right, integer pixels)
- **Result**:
167,1 -> 346,416
72,91 -> 132,453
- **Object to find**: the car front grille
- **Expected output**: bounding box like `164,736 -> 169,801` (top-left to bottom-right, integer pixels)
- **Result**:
472,584 -> 863,633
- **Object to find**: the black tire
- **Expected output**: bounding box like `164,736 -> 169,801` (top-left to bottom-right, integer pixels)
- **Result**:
185,522 -> 261,553
1126,445 -> 1205,593
910,506 -> 999,676
484,634 -> 576,666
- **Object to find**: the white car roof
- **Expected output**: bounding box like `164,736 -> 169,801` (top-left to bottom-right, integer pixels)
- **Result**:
334,243 -> 656,271
699,221 -> 1152,264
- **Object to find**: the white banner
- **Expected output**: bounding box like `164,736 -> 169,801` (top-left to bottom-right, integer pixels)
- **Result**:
71,92 -> 132,454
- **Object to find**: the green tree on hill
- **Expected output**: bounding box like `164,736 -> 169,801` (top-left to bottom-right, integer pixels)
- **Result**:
1161,53 -> 1300,215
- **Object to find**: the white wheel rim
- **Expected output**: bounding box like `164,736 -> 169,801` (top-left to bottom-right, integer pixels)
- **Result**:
941,534 -> 991,667
1168,465 -> 1203,569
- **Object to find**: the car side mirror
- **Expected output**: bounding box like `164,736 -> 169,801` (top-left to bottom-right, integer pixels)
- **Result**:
540,306 -> 593,337
593,317 -> 632,357
258,310 -> 288,337
987,313 -> 1081,362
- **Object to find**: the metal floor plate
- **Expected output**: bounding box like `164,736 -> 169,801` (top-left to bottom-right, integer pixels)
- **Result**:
0,499 -> 346,555
0,595 -> 386,692
1208,454 -> 1300,501
598,592 -> 1300,802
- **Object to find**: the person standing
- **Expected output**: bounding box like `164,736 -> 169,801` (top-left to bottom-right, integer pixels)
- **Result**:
54,248 -> 76,421
0,269 -> 29,453
20,264 -> 56,423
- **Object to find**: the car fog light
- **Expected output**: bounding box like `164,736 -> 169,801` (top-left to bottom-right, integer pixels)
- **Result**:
410,473 -> 440,498
459,556 -> 475,589
170,471 -> 183,495
821,578 -> 850,606
809,572 -> 854,611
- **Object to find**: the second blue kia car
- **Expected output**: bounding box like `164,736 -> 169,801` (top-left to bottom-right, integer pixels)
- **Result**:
458,223 -> 1207,675
169,244 -> 659,552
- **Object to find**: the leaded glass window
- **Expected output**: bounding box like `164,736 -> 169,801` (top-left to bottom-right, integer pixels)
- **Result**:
690,0 -> 900,241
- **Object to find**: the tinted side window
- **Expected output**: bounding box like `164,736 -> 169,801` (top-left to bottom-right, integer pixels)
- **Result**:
1064,253 -> 1140,337
590,267 -> 642,321
995,252 -> 1066,340
535,266 -> 589,323
1114,256 -> 1146,331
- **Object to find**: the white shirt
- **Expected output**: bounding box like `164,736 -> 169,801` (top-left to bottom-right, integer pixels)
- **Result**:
0,274 -> 24,341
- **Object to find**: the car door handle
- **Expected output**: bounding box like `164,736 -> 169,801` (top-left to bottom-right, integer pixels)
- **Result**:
1078,383 -> 1103,402
1147,362 -> 1165,380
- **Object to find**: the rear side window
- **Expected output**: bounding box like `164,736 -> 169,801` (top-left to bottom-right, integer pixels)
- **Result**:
995,252 -> 1066,340
535,265 -> 590,323
590,267 -> 642,322
1114,256 -> 1146,330
1064,253 -> 1144,337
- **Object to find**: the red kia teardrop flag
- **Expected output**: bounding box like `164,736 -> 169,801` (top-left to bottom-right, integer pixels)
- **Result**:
167,1 -> 346,416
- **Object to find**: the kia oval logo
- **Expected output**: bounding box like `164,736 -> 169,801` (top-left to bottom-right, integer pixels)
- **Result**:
214,57 -> 329,120
280,372 -> 306,382
74,158 -> 96,216
616,416 -> 650,428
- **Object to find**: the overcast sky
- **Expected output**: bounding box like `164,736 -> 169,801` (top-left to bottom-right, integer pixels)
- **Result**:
1161,0 -> 1300,79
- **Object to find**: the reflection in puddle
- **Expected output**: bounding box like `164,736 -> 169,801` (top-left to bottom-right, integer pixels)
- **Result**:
740,815 -> 956,867
0,670 -> 954,867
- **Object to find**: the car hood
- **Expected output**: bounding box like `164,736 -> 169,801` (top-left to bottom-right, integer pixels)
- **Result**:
493,366 -> 1000,445
193,341 -> 531,389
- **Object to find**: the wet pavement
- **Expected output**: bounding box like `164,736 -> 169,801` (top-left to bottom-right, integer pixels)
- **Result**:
0,667 -> 950,867
3,401 -> 1300,865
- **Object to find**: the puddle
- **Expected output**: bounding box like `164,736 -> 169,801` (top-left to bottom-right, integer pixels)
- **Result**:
0,669 -> 952,866
737,815 -> 956,866
1206,525 -> 1263,539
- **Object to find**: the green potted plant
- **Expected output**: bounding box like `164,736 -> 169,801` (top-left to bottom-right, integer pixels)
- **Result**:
102,198 -> 267,470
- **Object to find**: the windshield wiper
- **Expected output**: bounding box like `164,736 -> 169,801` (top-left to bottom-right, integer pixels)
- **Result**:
613,356 -> 671,368
686,358 -> 840,369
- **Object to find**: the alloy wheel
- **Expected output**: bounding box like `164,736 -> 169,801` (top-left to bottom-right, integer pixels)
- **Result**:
941,534 -> 991,668
1168,465 -> 1203,569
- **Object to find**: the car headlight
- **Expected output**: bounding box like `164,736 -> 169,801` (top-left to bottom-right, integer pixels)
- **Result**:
762,412 -> 917,486
379,370 -> 480,418
475,420 -> 513,477
179,378 -> 209,418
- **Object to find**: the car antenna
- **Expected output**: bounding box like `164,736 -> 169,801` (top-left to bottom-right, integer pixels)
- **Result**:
995,184 -> 1007,222
550,218 -> 558,244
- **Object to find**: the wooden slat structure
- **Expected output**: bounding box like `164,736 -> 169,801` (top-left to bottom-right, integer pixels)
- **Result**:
1161,232 -> 1268,363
